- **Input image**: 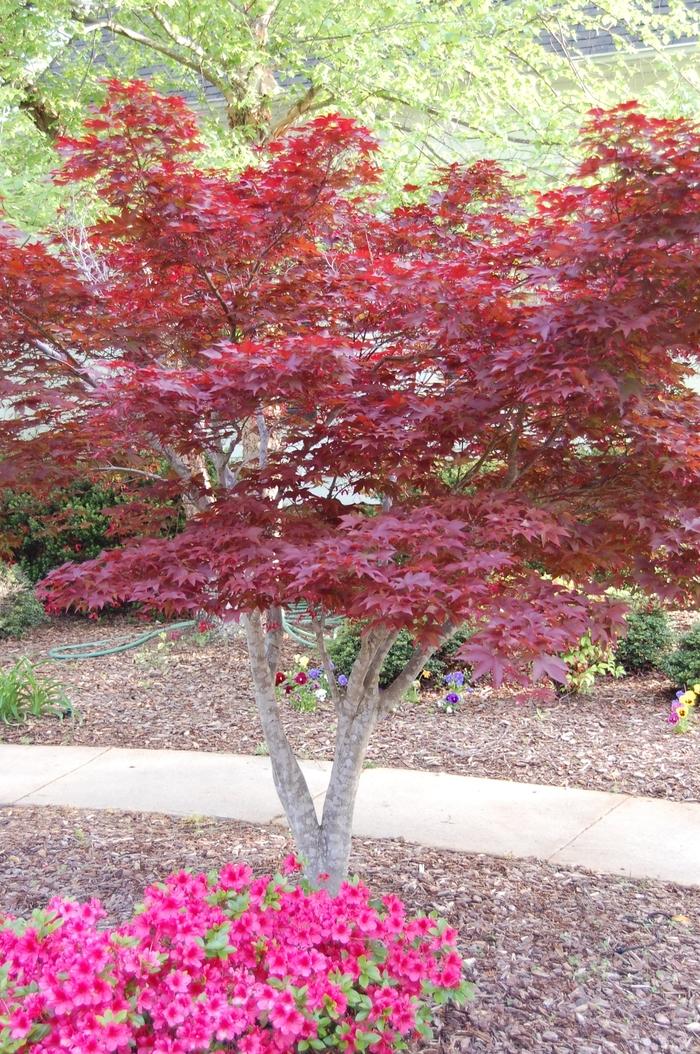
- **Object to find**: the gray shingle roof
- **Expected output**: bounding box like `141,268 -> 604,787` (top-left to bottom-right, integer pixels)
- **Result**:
541,0 -> 700,58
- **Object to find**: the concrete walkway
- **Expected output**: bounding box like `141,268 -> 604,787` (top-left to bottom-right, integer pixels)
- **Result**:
1,743 -> 699,887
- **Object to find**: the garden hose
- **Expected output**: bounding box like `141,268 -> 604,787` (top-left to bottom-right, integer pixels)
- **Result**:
46,606 -> 343,660
282,603 -> 344,647
46,621 -> 196,661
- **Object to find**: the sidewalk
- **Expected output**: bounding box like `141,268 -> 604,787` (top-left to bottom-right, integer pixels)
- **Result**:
1,743 -> 698,887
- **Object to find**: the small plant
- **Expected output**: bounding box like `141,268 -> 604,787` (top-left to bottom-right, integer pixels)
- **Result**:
614,606 -> 672,673
437,670 -> 473,714
0,563 -> 45,639
667,685 -> 699,733
661,621 -> 700,689
191,617 -> 215,646
0,658 -> 70,723
561,633 -> 624,694
133,630 -> 177,669
275,654 -> 332,713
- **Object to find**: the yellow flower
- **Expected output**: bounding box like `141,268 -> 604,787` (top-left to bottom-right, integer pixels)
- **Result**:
294,654 -> 310,670
421,670 -> 432,679
693,684 -> 700,694
677,707 -> 688,719
679,691 -> 695,706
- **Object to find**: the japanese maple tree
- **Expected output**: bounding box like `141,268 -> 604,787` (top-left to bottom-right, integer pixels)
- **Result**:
2,83 -> 700,886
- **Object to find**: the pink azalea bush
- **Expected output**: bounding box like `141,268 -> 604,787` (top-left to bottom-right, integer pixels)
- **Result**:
0,859 -> 469,1053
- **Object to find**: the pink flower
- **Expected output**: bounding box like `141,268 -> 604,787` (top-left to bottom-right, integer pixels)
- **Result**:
281,854 -> 302,875
0,859 -> 464,1054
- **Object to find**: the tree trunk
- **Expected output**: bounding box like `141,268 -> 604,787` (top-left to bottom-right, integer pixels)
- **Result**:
315,699 -> 378,890
243,610 -> 381,891
242,612 -> 322,866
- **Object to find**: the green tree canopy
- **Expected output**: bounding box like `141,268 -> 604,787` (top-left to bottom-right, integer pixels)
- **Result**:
2,0 -> 700,226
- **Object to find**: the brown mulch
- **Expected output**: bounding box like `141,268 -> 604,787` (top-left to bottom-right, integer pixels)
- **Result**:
1,615 -> 699,804
1,805 -> 699,1053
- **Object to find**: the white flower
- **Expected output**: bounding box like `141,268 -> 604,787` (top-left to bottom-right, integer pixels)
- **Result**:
314,688 -> 327,702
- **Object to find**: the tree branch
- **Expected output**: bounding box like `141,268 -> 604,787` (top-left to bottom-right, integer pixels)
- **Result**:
266,85 -> 330,141
72,11 -> 239,105
264,604 -> 284,676
311,613 -> 341,711
93,464 -> 168,482
378,622 -> 455,716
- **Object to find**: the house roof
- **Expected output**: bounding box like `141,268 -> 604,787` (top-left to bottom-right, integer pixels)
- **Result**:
541,0 -> 700,59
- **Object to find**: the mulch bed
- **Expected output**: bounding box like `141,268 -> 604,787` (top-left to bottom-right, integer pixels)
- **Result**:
1,805 -> 699,1053
2,615 -> 698,804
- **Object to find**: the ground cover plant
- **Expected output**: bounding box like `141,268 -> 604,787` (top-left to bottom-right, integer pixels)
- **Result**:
3,84 -> 700,886
0,858 -> 468,1054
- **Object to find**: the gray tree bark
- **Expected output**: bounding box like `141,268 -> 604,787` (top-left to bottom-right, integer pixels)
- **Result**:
243,610 -> 447,891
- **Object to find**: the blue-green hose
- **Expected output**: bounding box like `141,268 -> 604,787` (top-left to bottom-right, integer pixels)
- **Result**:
46,621 -> 196,661
46,608 -> 343,660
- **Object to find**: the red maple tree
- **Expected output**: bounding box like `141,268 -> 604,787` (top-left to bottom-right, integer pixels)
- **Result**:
2,83 -> 700,884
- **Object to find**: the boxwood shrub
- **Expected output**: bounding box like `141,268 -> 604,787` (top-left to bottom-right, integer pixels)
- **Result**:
614,606 -> 672,674
661,621 -> 700,688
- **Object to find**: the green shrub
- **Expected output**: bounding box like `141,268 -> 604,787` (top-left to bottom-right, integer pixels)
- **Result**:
661,622 -> 700,688
327,623 -> 472,689
1,480 -> 184,583
614,607 -> 672,673
0,563 -> 45,639
0,481 -> 128,582
0,658 -> 70,723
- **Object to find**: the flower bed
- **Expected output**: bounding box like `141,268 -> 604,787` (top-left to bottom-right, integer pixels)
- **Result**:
0,859 -> 468,1053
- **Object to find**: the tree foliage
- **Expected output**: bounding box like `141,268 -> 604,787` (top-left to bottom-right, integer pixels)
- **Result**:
2,0 -> 700,225
2,83 -> 700,879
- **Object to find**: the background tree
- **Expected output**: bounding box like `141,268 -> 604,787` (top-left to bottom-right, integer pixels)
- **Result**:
2,0 -> 700,226
2,84 -> 700,886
